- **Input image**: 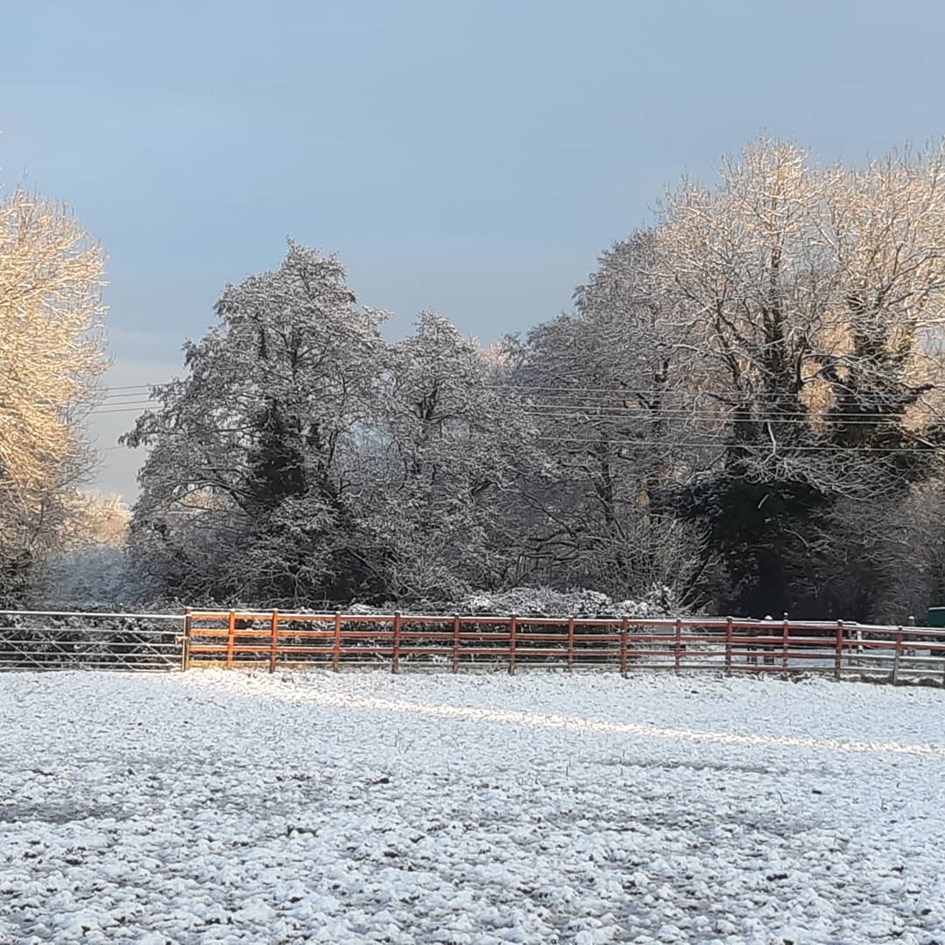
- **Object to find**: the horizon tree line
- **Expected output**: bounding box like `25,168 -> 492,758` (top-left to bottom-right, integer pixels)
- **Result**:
7,138 -> 945,620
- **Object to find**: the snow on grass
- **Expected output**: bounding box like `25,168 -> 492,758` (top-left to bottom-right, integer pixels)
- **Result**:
1,670 -> 944,944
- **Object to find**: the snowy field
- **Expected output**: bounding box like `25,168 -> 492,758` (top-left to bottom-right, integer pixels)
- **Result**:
2,671 -> 945,945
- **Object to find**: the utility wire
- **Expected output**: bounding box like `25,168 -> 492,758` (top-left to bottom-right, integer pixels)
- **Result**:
84,381 -> 944,398
535,436 -> 940,453
489,383 -> 943,398
89,406 -> 155,415
84,391 -> 942,422
522,408 -> 940,426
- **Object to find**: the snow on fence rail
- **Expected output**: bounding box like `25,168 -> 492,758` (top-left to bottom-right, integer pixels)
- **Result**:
185,610 -> 945,683
0,610 -> 183,671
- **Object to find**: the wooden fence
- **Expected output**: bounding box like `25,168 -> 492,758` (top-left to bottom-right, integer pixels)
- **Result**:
184,610 -> 945,683
3,608 -> 943,682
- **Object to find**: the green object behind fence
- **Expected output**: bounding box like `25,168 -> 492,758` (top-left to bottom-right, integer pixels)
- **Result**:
928,607 -> 945,628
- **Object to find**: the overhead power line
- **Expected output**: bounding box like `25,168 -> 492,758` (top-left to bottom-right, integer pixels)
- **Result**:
94,397 -> 157,406
89,406 -> 155,416
536,436 -> 940,453
523,407 -> 941,425
489,382 -> 943,399
86,380 -> 942,400
87,381 -> 944,398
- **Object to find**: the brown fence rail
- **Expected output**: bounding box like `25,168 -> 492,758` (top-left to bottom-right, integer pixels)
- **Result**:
186,610 -> 945,683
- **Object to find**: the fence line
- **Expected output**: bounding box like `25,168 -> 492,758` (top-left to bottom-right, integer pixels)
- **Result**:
2,607 -> 944,682
185,610 -> 945,683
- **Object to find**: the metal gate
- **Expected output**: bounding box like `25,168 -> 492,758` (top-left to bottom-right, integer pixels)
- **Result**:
0,609 -> 184,671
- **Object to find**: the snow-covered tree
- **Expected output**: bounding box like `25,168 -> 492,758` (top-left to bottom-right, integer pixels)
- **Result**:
0,187 -> 108,602
124,242 -> 388,606
116,140 -> 945,621
509,233 -> 713,606
653,139 -> 945,616
363,312 -> 535,601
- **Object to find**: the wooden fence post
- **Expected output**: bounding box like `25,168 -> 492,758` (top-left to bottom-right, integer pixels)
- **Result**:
674,618 -> 683,674
619,616 -> 629,677
226,611 -> 236,669
268,610 -> 280,673
509,613 -> 517,675
392,611 -> 402,674
181,607 -> 192,672
452,614 -> 460,673
892,627 -> 903,685
725,616 -> 733,675
833,620 -> 847,679
332,611 -> 342,672
782,613 -> 790,674
567,616 -> 575,672
834,620 -> 844,680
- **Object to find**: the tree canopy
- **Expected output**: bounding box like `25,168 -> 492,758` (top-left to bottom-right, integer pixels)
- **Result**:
116,139 -> 945,621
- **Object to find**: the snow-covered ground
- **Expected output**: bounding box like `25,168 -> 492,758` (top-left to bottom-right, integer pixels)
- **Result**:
1,671 -> 944,945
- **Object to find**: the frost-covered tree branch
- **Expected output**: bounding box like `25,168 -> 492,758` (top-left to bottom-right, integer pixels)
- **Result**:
0,186 -> 107,602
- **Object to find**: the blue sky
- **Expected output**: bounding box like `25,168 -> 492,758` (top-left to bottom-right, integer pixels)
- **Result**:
4,0 -> 945,497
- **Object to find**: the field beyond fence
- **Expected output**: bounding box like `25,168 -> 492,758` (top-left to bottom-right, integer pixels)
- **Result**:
2,608 -> 945,684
